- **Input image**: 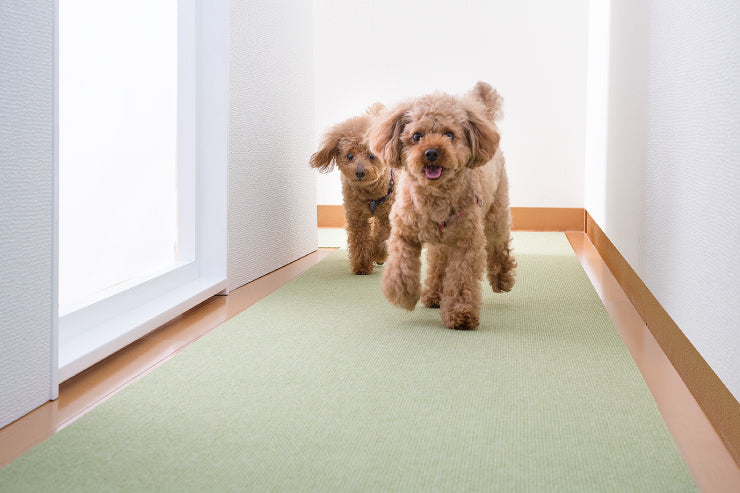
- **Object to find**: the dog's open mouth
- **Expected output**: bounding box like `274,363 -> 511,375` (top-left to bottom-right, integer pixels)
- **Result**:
424,165 -> 443,180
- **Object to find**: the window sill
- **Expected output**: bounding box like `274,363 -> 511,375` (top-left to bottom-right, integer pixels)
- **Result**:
58,276 -> 227,382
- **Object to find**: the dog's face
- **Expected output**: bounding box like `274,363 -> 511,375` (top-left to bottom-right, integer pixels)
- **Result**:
369,87 -> 500,188
333,132 -> 385,185
310,106 -> 388,187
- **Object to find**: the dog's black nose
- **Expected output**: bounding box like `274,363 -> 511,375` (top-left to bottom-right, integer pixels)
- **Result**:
355,168 -> 366,180
425,149 -> 439,162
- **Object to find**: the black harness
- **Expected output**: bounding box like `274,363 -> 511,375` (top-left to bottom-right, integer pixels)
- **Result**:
368,169 -> 395,214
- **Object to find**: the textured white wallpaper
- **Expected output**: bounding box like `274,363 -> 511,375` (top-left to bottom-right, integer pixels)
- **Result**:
0,2 -> 56,427
645,0 -> 740,401
228,0 -> 317,291
586,0 -> 740,401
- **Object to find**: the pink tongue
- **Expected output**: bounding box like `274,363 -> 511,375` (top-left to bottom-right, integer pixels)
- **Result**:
425,165 -> 442,179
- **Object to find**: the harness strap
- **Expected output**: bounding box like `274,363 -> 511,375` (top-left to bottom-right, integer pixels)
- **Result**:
369,169 -> 395,213
437,194 -> 482,238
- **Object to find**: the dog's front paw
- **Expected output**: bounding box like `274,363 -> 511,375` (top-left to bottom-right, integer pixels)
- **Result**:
351,258 -> 374,275
352,265 -> 373,276
373,249 -> 388,266
382,275 -> 420,311
491,270 -> 515,292
488,254 -> 517,293
442,303 -> 480,330
421,288 -> 441,309
489,259 -> 516,293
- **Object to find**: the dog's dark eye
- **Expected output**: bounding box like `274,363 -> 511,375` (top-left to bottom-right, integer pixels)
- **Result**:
346,153 -> 354,161
444,131 -> 454,140
412,132 -> 422,142
368,153 -> 375,160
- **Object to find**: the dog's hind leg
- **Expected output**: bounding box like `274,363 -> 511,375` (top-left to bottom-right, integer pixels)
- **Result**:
484,170 -> 516,292
422,245 -> 448,308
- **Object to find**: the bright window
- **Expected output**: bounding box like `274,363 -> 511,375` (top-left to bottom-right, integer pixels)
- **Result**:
56,0 -> 227,382
59,1 -> 178,313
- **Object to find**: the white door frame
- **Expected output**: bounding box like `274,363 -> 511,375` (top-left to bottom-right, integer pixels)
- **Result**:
54,0 -> 229,383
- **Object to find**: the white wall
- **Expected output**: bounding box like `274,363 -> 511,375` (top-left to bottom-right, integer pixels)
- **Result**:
585,0 -> 740,401
0,2 -> 57,428
228,0 -> 317,290
586,0 -> 651,272
313,0 -> 589,207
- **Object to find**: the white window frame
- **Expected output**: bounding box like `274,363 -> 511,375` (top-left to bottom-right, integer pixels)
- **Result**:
56,0 -> 228,382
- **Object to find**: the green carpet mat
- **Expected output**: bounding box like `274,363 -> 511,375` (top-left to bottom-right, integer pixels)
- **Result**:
0,233 -> 696,492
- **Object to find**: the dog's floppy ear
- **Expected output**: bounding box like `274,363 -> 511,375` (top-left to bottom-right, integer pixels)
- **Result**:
310,126 -> 342,173
368,102 -> 410,168
463,102 -> 501,168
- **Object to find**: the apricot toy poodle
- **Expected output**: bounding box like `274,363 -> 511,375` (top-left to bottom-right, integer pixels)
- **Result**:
368,82 -> 516,330
310,104 -> 398,275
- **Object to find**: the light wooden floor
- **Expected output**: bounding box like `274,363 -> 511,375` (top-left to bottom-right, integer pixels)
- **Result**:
1,232 -> 738,492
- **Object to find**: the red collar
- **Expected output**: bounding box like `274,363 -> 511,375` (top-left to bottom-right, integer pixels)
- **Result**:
438,194 -> 482,237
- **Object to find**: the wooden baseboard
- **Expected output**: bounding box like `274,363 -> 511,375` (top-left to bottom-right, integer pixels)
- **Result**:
510,207 -> 585,232
585,212 -> 740,467
316,205 -> 346,228
317,205 -> 585,232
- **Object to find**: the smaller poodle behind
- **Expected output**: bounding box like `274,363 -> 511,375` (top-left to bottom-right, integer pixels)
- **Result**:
310,104 -> 397,275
